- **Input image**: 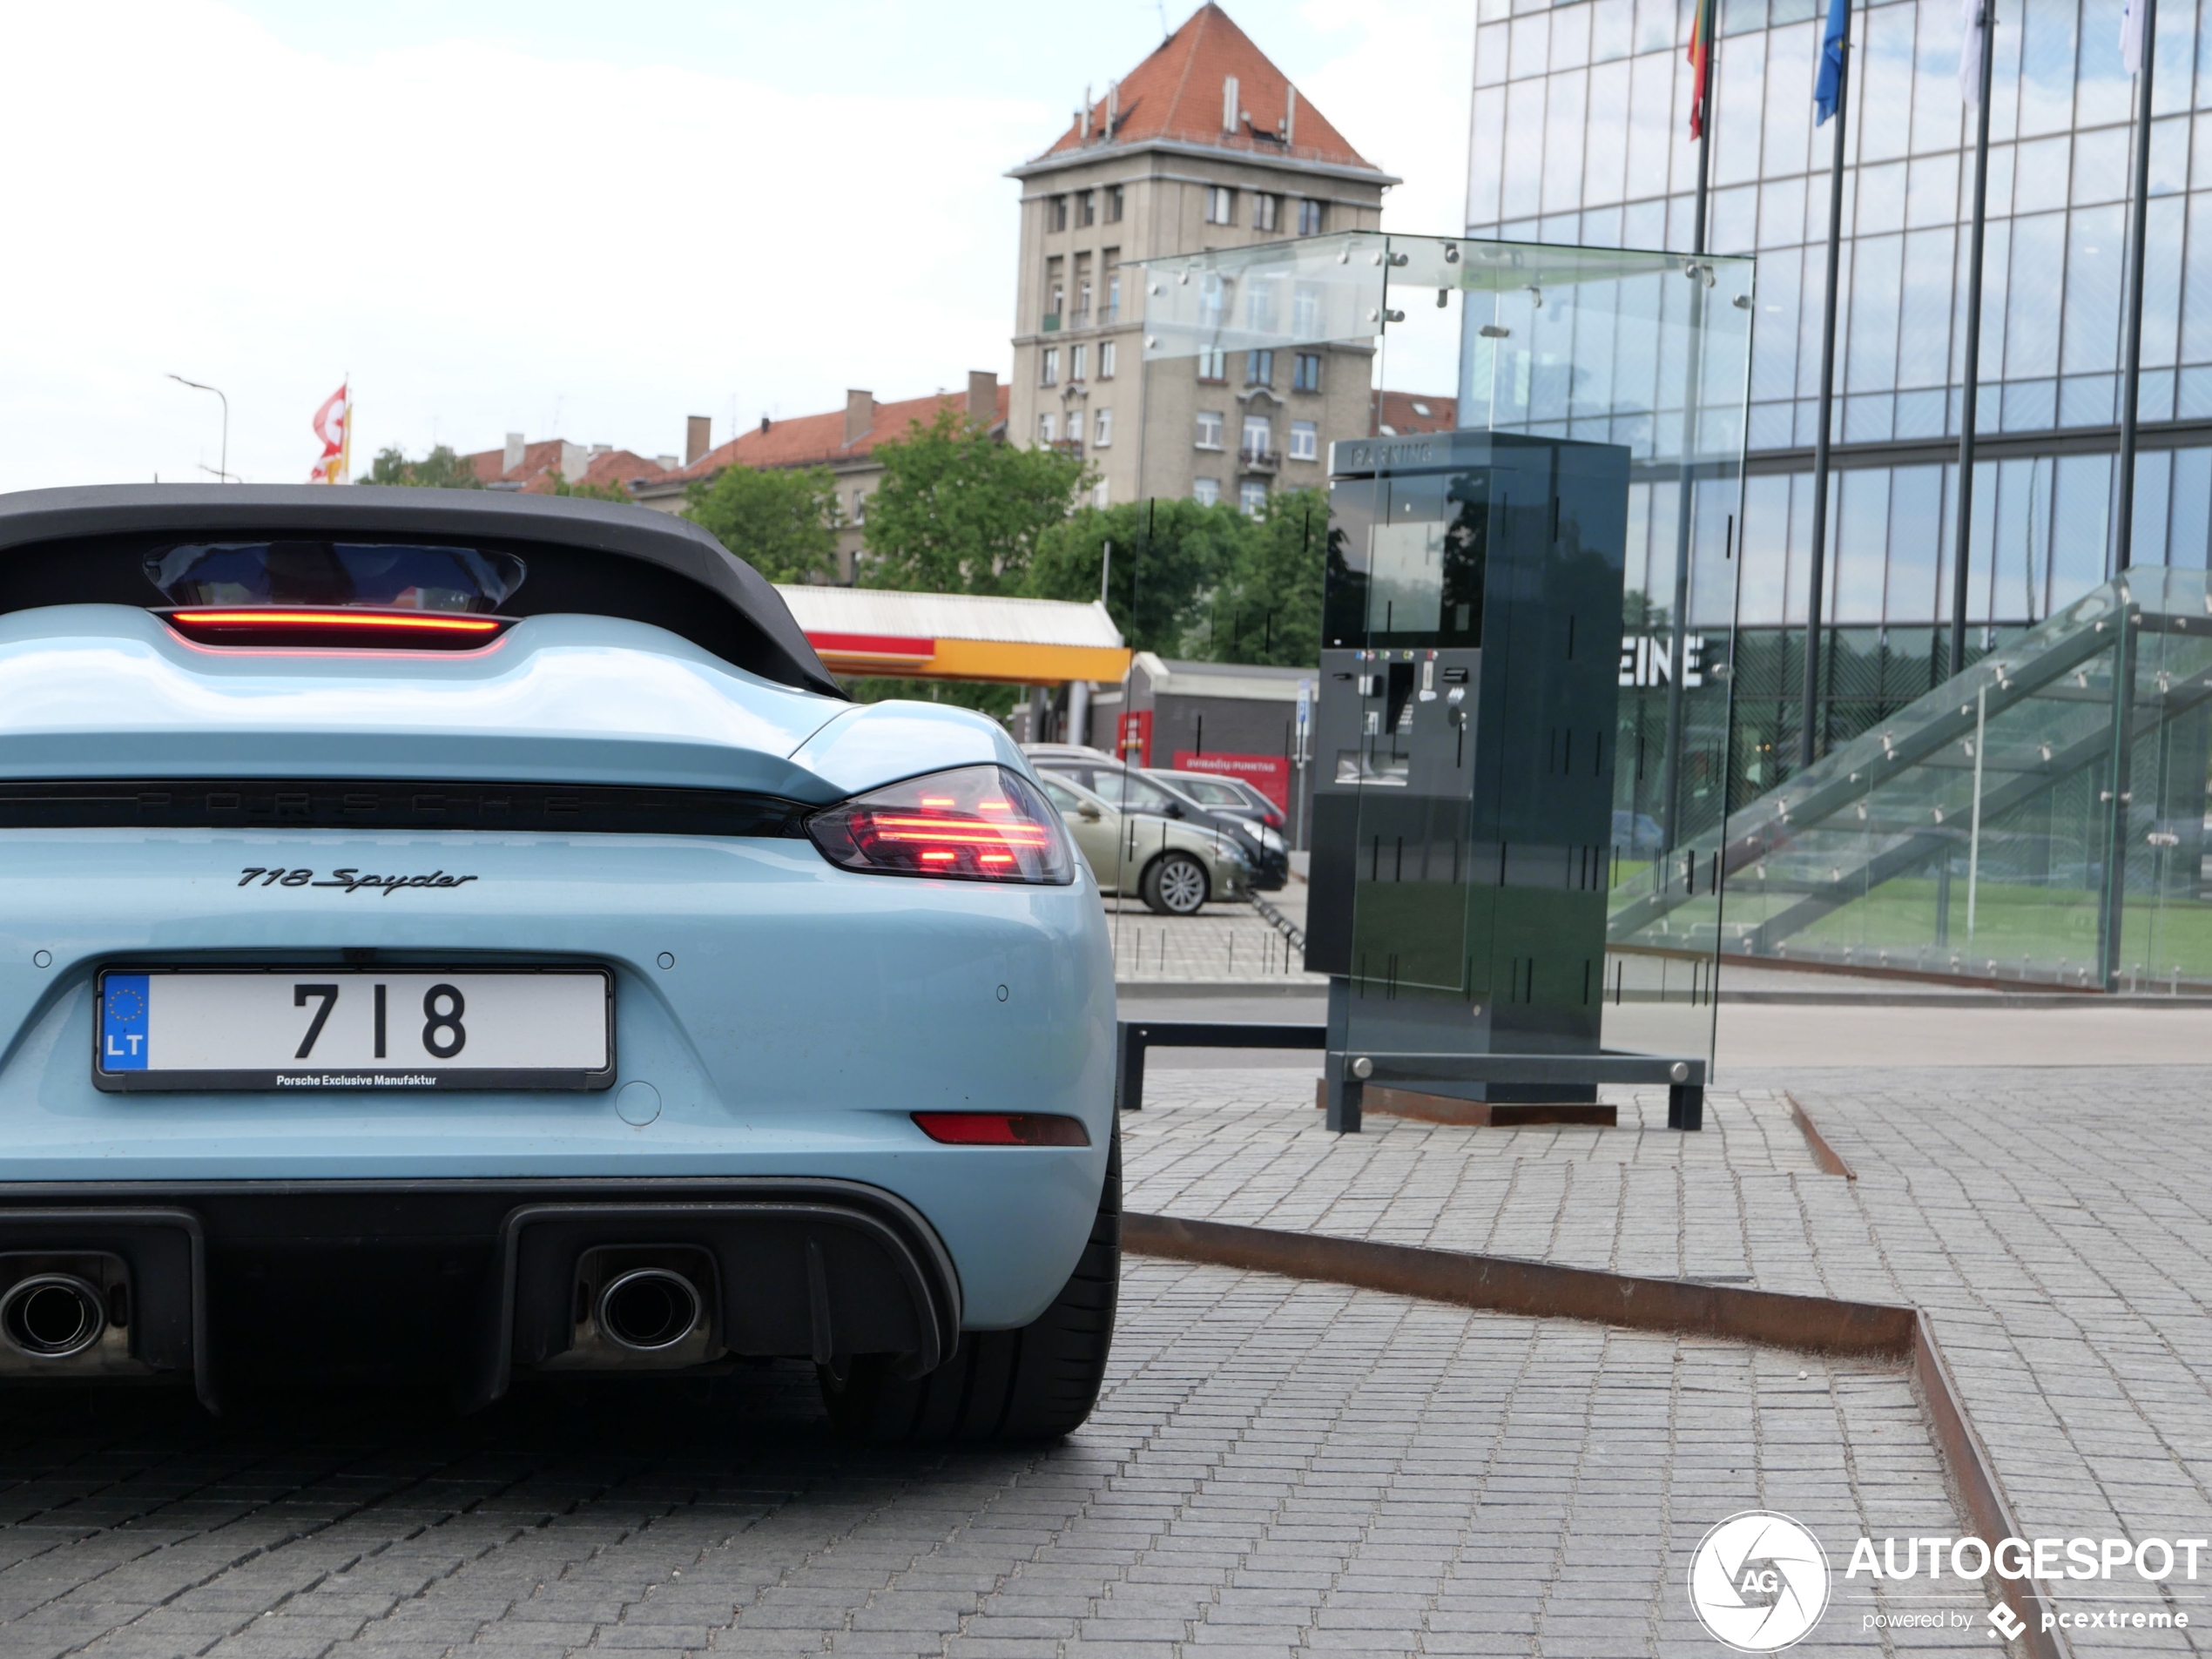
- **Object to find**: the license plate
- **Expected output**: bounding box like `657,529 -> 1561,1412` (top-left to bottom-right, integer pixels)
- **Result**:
93,968 -> 615,1091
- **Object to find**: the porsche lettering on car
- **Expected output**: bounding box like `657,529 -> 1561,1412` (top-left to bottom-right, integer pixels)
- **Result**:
0,485 -> 1118,1437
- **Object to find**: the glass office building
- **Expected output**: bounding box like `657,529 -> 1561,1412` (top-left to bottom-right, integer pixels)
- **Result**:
1465,0 -> 2212,799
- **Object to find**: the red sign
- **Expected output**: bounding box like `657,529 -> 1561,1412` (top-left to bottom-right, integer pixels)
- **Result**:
1172,750 -> 1291,811
1116,710 -> 1153,766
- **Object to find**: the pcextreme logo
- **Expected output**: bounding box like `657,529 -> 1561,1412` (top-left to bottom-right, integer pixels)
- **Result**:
1689,1512 -> 1831,1652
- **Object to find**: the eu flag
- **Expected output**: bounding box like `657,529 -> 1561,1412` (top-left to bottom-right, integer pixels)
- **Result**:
1815,0 -> 1851,125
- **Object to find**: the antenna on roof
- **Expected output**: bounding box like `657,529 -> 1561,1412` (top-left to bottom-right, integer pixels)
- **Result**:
1157,2 -> 1168,39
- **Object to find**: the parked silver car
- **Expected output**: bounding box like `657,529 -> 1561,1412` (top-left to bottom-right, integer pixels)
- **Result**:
1032,771 -> 1251,915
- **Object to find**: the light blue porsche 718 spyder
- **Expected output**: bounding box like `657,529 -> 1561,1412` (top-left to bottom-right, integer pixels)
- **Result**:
0,485 -> 1118,1438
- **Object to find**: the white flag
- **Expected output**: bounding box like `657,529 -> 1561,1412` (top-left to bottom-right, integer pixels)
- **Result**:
2121,0 -> 2146,75
1960,0 -> 1986,104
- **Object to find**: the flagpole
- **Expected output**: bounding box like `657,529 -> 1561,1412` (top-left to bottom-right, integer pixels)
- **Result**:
1659,0 -> 1719,852
2114,0 -> 2157,575
1798,0 -> 1855,772
1950,0 -> 1995,682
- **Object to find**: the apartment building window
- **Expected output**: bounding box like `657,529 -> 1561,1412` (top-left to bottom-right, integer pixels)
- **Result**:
1199,272 -> 1226,326
1292,284 -> 1321,337
1103,253 -> 1121,320
1197,347 -> 1227,382
1289,420 -> 1318,461
1241,415 -> 1272,459
1196,411 -> 1224,449
1093,478 -> 1110,508
1093,408 -> 1113,447
1049,194 -> 1069,232
1070,343 -> 1088,381
1245,349 -> 1274,388
1292,352 -> 1323,393
1193,478 -> 1222,506
1244,276 -> 1278,333
1043,255 -> 1063,329
1068,409 -> 1085,446
1074,253 -> 1091,326
1078,190 -> 1096,227
1204,185 -> 1235,225
1298,199 -> 1325,236
1041,347 -> 1060,387
850,489 -> 867,523
1252,193 -> 1279,233
1239,480 -> 1268,516
1039,412 -> 1057,443
1099,341 -> 1116,379
1104,185 -> 1123,222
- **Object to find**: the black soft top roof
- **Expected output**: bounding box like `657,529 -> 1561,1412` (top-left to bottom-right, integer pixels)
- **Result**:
0,483 -> 843,698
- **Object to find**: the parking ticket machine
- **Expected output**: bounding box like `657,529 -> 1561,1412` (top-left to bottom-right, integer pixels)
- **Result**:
1307,429 -> 1630,1128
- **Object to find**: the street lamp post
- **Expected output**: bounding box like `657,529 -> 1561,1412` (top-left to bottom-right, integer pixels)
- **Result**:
166,374 -> 231,482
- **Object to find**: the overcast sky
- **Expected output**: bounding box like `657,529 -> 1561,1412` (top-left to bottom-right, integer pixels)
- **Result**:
0,0 -> 1474,492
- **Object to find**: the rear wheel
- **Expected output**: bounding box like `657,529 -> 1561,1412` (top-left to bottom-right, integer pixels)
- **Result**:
1141,851 -> 1209,916
817,1128 -> 1119,1442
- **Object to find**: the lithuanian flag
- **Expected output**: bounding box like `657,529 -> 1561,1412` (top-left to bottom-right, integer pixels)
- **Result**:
1686,0 -> 1714,138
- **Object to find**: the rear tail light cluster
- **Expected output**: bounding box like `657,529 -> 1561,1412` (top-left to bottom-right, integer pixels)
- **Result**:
161,608 -> 510,650
806,765 -> 1073,885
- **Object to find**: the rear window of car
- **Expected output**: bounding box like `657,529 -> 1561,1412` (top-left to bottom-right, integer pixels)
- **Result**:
1036,763 -> 1096,792
145,541 -> 524,613
1168,776 -> 1242,806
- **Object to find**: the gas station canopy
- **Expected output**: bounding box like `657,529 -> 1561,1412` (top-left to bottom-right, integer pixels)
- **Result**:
775,585 -> 1130,685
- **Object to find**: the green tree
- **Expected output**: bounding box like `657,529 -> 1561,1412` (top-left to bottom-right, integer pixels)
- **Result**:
860,408 -> 1088,594
684,463 -> 839,583
547,469 -> 636,505
361,443 -> 482,489
1185,489 -> 1329,666
1027,496 -> 1245,655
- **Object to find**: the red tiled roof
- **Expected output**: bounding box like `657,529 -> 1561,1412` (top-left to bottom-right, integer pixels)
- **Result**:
1372,390 -> 1459,436
460,441 -> 673,495
1038,3 -> 1376,174
656,385 -> 1012,488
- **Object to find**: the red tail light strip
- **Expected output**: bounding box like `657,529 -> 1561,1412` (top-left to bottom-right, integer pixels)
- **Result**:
910,1112 -> 1091,1147
168,609 -> 504,636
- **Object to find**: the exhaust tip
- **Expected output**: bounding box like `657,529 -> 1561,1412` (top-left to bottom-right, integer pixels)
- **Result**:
1,1274 -> 107,1359
597,1268 -> 703,1352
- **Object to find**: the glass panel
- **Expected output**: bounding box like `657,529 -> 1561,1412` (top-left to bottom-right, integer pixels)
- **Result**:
1159,234 -> 1751,1113
1649,571 -> 2212,992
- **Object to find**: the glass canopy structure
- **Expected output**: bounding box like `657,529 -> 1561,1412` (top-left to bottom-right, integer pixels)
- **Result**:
1143,231 -> 1754,1084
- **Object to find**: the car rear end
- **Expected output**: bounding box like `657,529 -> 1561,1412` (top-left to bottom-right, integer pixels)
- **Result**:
0,488 -> 1115,1420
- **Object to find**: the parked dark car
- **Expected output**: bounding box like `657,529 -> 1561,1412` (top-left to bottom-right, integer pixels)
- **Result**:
1147,769 -> 1288,834
1024,752 -> 1288,891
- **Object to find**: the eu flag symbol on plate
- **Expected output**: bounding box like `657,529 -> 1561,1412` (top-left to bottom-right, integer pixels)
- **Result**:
102,974 -> 151,1070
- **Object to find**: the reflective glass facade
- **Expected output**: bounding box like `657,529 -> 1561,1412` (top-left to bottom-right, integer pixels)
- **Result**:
1466,0 -> 2212,786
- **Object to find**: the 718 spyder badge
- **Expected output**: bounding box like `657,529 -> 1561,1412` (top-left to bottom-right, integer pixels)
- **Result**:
238,867 -> 480,895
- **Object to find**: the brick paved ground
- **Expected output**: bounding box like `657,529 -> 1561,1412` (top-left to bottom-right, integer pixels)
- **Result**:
0,1258 -> 1965,1659
1103,901 -> 1319,988
1127,1066 -> 2212,1651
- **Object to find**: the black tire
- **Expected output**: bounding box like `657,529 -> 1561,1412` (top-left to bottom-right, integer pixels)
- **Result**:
817,1127 -> 1119,1443
1140,851 -> 1210,916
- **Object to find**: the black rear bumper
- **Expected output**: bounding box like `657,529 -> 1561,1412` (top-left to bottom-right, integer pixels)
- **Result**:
0,1178 -> 961,1412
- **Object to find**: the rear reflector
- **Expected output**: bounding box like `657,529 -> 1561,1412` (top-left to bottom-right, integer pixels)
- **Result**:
162,608 -> 510,649
910,1112 -> 1090,1147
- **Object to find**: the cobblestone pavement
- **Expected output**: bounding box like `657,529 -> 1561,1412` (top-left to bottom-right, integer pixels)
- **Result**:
0,1258 -> 1964,1659
1103,901 -> 1319,988
1127,1067 -> 2212,1650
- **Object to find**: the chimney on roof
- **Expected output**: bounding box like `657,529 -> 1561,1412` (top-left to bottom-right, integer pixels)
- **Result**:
1222,75 -> 1238,133
967,370 -> 997,427
559,441 -> 586,482
760,415 -> 771,434
843,389 -> 875,446
590,443 -> 611,458
685,415 -> 710,465
656,455 -> 678,470
1285,85 -> 1297,145
1080,83 -> 1091,142
502,432 -> 524,473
